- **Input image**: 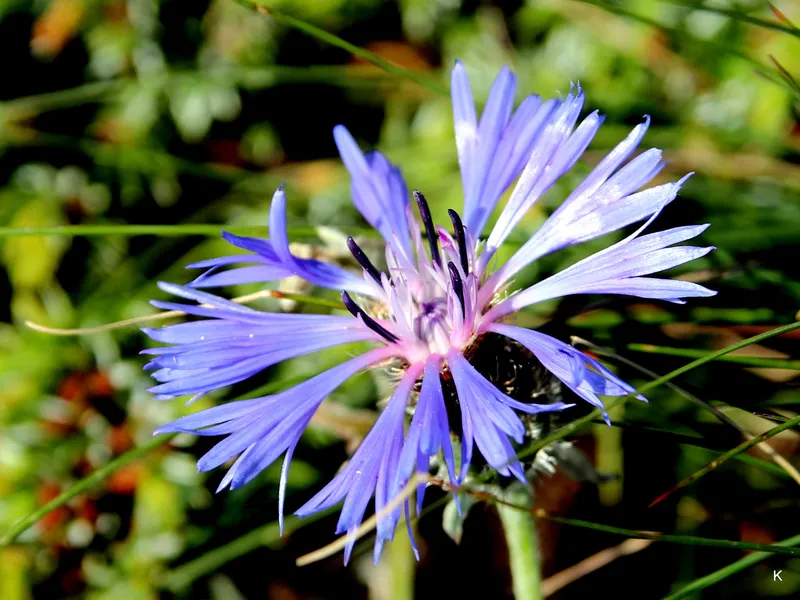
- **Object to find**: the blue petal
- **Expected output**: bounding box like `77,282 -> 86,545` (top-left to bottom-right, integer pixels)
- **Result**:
155,347 -> 396,514
295,364 -> 421,564
487,324 -> 643,419
334,125 -> 411,256
463,67 -> 516,224
481,88 -> 589,264
395,355 -> 457,512
447,351 -> 570,481
268,186 -> 377,295
183,187 -> 375,296
487,221 -> 716,319
145,323 -> 376,400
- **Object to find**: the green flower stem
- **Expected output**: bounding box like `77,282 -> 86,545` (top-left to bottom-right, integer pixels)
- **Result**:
384,517 -> 416,600
497,485 -> 542,600
663,533 -> 800,600
0,434 -> 175,547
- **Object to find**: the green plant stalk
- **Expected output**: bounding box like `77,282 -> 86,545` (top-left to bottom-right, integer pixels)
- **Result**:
0,434 -> 175,547
663,533 -> 800,599
0,223 -> 386,239
628,343 -> 800,370
234,0 -> 448,97
384,517 -> 416,600
595,403 -> 624,506
497,486 -> 542,600
1,79 -> 127,114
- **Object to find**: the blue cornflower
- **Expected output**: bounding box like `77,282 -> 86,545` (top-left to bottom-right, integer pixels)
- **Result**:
144,61 -> 715,563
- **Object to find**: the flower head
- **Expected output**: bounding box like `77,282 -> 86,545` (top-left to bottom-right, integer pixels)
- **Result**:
144,61 -> 715,563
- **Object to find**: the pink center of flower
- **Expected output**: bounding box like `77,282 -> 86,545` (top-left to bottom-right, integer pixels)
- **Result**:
345,191 -> 492,364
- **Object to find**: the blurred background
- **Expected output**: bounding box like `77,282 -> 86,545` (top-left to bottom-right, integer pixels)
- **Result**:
0,0 -> 799,598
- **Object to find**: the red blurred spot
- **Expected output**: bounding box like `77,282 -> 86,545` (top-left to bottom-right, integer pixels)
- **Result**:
107,464 -> 142,495
108,425 -> 134,455
37,483 -> 70,532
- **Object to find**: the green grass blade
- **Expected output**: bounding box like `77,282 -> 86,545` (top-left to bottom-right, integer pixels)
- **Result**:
235,0 -> 448,97
456,487 -> 800,556
0,224 -> 380,239
662,0 -> 800,39
531,512 -> 800,557
160,508 -> 335,591
514,321 -> 800,463
0,371 -> 329,547
572,0 -> 800,99
597,421 -> 791,479
663,533 -> 800,599
0,66 -> 396,115
648,413 -> 800,507
0,434 -> 175,547
627,343 -> 800,370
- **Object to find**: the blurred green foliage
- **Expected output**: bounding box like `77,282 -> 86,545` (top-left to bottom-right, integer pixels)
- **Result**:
0,0 -> 798,599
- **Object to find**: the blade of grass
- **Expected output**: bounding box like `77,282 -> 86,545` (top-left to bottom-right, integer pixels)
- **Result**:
0,224 -> 381,239
576,337 -> 800,485
648,413 -> 800,507
571,0 -> 800,99
531,511 -> 800,556
663,532 -> 800,599
0,370 -> 327,547
770,3 -> 797,28
234,0 -> 448,97
627,343 -> 800,370
430,479 -> 800,556
596,421 -> 791,479
662,0 -> 800,39
160,508 -> 335,592
513,321 -> 800,465
768,54 -> 800,94
0,434 -> 175,547
25,288 -> 344,335
1,80 -> 127,114
0,65 -> 397,115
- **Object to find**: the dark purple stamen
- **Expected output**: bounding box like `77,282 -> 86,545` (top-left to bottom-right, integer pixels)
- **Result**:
413,190 -> 441,268
341,291 -> 399,343
447,261 -> 466,315
347,237 -> 382,285
447,209 -> 469,274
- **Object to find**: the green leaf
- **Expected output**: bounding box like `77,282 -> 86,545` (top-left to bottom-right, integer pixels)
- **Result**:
442,493 -> 476,545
